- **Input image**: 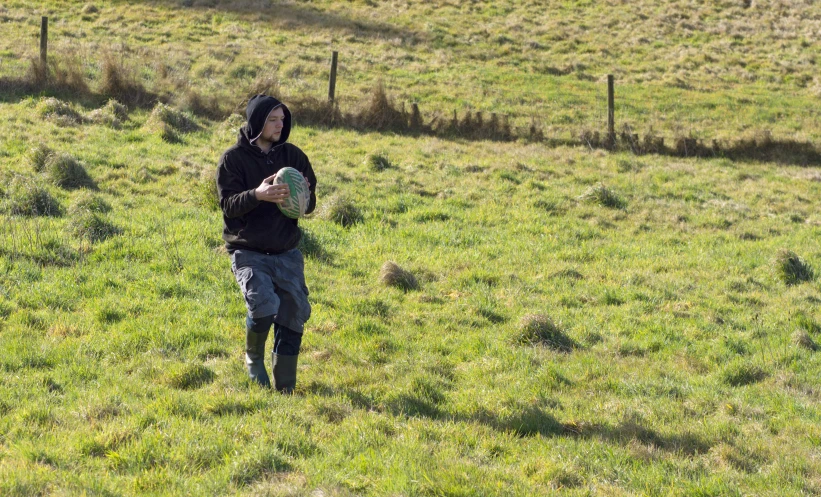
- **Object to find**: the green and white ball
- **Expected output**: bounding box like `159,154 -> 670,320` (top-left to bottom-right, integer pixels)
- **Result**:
273,167 -> 310,219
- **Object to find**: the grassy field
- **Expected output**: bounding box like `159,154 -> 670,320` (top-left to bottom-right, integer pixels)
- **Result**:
2,1 -> 821,496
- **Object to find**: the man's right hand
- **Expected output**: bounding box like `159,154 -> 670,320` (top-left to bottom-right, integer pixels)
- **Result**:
254,175 -> 290,204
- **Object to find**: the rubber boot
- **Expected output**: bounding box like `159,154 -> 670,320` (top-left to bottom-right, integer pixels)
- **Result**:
272,353 -> 298,394
245,329 -> 271,388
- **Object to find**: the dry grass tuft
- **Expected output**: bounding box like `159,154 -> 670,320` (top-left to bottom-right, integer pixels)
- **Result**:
773,249 -> 814,285
45,153 -> 96,190
721,362 -> 767,387
792,330 -> 817,351
24,55 -> 89,94
99,53 -> 153,107
194,171 -> 219,212
380,261 -> 419,291
26,144 -> 55,173
36,97 -> 84,125
69,210 -> 119,243
320,194 -> 363,228
231,74 -> 281,116
177,89 -> 222,118
69,190 -> 111,216
356,81 -> 408,131
366,152 -> 393,171
513,314 -> 576,352
86,99 -> 128,128
578,183 -> 626,209
1,177 -> 63,217
165,363 -> 215,390
145,103 -> 199,142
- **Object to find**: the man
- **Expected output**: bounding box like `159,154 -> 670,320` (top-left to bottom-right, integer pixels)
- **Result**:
216,94 -> 317,393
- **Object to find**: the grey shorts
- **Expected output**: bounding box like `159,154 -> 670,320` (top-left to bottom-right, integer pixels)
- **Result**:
230,248 -> 311,333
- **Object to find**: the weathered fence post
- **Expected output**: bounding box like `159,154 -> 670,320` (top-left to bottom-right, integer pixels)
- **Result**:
328,50 -> 338,103
607,74 -> 615,146
40,16 -> 48,66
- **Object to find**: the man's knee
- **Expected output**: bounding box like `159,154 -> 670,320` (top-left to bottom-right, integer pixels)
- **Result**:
246,313 -> 275,334
273,323 -> 302,355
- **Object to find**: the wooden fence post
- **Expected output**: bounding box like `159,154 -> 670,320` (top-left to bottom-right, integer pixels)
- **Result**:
328,50 -> 338,103
607,74 -> 615,145
40,16 -> 48,66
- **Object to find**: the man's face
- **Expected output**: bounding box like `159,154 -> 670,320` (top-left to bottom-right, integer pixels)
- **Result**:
261,106 -> 285,143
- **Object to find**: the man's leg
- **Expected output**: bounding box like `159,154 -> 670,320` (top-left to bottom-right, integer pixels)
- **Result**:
272,323 -> 302,394
232,250 -> 281,389
245,314 -> 275,387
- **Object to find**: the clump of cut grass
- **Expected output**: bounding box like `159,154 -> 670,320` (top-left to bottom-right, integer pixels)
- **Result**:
579,183 -> 626,209
26,144 -> 54,173
165,363 -> 215,390
792,330 -> 817,351
2,178 -> 63,217
320,194 -> 362,227
68,190 -> 111,215
773,249 -> 814,285
36,97 -> 84,125
86,99 -> 128,128
81,4 -> 99,14
512,314 -> 576,352
367,152 -> 393,171
69,210 -> 119,242
380,261 -> 419,291
145,103 -> 199,142
721,362 -> 767,387
45,153 -> 95,190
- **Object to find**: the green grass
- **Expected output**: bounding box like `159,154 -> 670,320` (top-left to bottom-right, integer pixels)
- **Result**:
1,1 -> 821,496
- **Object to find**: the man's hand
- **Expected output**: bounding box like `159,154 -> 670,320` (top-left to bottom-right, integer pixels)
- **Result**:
255,175 -> 290,204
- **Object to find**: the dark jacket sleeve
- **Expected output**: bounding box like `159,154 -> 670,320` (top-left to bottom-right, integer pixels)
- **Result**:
217,153 -> 260,219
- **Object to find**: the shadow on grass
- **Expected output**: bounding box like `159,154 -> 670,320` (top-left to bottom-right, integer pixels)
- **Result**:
5,70 -> 819,167
306,380 -> 715,453
562,420 -> 713,456
138,0 -> 420,42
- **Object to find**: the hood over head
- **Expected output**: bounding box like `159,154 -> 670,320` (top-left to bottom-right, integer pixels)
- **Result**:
242,94 -> 292,147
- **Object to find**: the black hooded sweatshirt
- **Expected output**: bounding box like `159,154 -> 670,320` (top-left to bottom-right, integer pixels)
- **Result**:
216,95 -> 317,254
